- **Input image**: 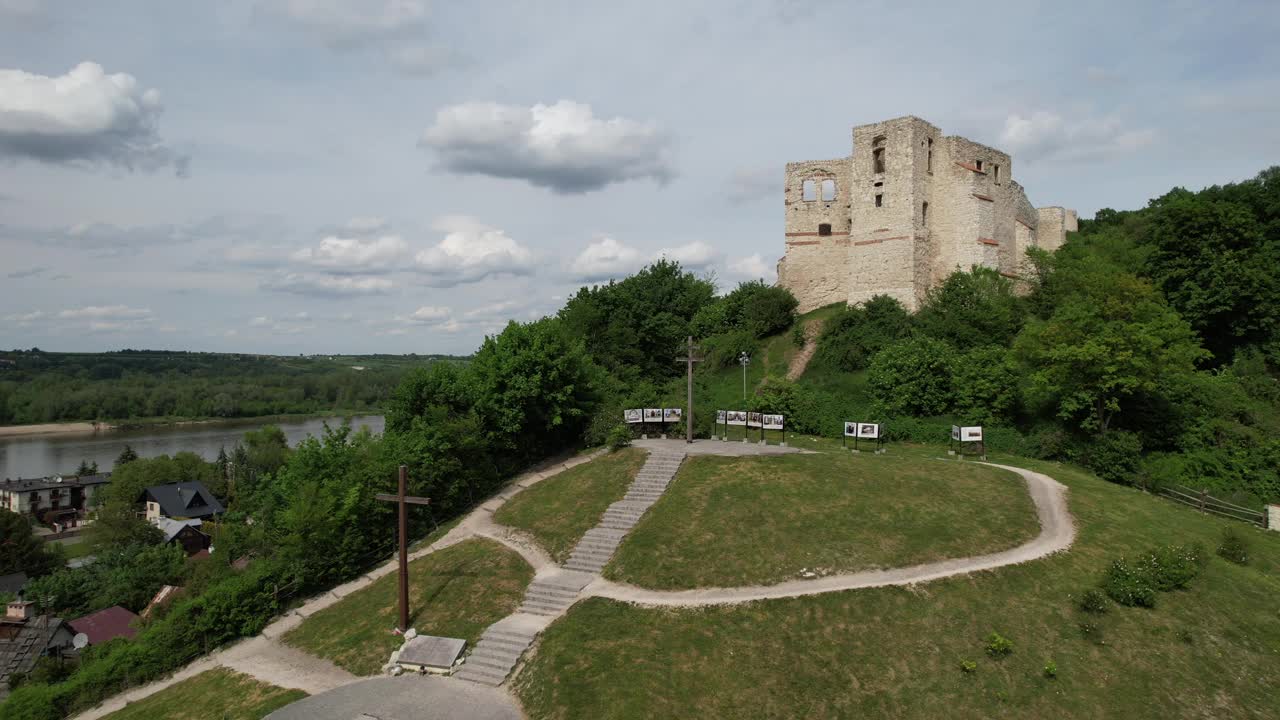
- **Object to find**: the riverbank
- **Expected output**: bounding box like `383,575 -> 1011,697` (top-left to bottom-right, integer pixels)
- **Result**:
0,412 -> 381,439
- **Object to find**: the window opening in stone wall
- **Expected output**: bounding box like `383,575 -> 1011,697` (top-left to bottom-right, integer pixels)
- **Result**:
802,179 -> 816,201
820,179 -> 836,201
975,159 -> 984,171
872,135 -> 886,174
818,223 -> 832,236
922,201 -> 929,224
875,194 -> 883,208
994,165 -> 1001,184
927,138 -> 933,172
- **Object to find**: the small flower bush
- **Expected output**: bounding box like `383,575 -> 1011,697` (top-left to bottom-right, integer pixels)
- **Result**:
1217,528 -> 1249,565
985,632 -> 1013,659
1078,588 -> 1109,614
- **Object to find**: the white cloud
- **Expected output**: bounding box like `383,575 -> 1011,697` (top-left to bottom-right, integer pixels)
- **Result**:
728,253 -> 775,282
258,0 -> 426,48
414,215 -> 534,285
58,305 -> 151,320
420,100 -> 675,193
0,62 -> 186,174
292,233 -> 407,273
4,310 -> 45,326
263,272 -> 393,296
569,236 -> 643,282
408,305 -> 450,323
463,300 -> 518,319
1000,111 -> 1156,163
249,316 -> 270,327
654,240 -> 717,270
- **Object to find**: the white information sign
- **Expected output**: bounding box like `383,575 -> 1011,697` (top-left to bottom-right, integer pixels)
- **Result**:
727,411 -> 748,427
951,425 -> 961,442
624,409 -> 642,424
716,410 -> 727,425
762,414 -> 784,431
844,422 -> 858,437
747,412 -> 763,428
961,426 -> 983,441
856,423 -> 880,439
663,408 -> 682,422
643,408 -> 663,423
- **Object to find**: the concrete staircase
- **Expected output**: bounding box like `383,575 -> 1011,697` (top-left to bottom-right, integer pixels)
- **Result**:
455,450 -> 685,687
564,451 -> 685,573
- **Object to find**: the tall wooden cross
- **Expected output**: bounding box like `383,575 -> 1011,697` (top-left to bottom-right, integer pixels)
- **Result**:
375,465 -> 431,633
675,335 -> 704,444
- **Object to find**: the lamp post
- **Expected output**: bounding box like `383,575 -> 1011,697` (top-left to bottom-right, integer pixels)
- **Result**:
738,351 -> 751,400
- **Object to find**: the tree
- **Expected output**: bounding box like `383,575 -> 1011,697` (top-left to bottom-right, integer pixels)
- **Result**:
867,337 -> 955,416
1015,269 -> 1208,433
74,460 -> 99,476
813,295 -> 912,371
951,346 -> 1020,425
914,267 -> 1025,350
0,511 -> 61,578
242,425 -> 290,479
83,504 -> 163,553
115,444 -> 139,466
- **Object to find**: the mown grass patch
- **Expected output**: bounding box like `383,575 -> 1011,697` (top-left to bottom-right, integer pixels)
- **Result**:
516,456 -> 1280,720
495,448 -> 645,562
100,668 -> 305,720
283,537 -> 532,676
606,451 -> 1039,588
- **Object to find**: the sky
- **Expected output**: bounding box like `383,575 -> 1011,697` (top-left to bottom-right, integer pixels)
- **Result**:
2,0 -> 1278,355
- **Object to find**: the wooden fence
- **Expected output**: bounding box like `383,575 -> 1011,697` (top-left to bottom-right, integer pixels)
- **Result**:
1157,484 -> 1268,528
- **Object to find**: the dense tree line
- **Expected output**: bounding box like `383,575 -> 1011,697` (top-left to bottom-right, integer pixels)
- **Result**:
0,351 -> 460,425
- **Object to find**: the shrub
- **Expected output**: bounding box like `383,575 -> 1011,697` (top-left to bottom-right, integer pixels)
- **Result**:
1078,588 -> 1109,614
868,337 -> 955,416
1043,660 -> 1058,679
959,659 -> 977,674
1083,431 -> 1144,485
1078,621 -> 1104,644
914,267 -> 1025,351
984,632 -> 1013,659
791,322 -> 807,349
812,295 -> 911,371
606,424 -> 632,451
1140,543 -> 1205,591
1102,557 -> 1157,607
951,346 -> 1020,425
1217,528 -> 1250,565
702,329 -> 757,369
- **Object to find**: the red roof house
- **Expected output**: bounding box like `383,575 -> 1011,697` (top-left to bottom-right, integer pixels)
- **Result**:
67,606 -> 139,645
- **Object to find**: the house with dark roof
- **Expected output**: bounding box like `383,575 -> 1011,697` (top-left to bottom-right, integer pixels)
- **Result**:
152,517 -> 212,556
140,482 -> 225,521
0,473 -> 112,525
0,601 -> 72,702
67,606 -> 139,646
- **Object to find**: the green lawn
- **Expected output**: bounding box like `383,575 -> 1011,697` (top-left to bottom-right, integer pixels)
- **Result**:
100,668 -> 305,720
494,448 -> 646,562
604,452 -> 1039,589
59,537 -> 94,561
515,454 -> 1280,720
283,537 -> 533,676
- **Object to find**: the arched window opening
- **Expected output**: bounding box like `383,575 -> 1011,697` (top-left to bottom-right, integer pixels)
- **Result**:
802,179 -> 817,201
872,135 -> 887,174
820,179 -> 836,201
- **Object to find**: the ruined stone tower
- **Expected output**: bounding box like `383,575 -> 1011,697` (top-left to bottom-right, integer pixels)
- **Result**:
777,116 -> 1076,313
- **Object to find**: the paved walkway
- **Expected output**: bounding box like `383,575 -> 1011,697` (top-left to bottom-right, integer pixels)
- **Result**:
267,675 -> 521,720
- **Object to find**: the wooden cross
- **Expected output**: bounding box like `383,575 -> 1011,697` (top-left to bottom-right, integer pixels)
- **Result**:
674,335 -> 704,444
375,465 -> 431,633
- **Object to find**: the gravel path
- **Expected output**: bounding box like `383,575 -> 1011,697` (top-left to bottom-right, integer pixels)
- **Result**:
582,462 -> 1075,606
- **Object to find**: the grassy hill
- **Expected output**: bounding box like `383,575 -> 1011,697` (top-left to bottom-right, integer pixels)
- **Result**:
513,446 -> 1280,719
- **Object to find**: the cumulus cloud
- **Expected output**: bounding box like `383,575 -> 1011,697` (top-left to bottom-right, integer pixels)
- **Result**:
0,62 -> 186,174
654,240 -> 717,270
414,215 -> 534,286
292,233 -> 408,273
263,272 -> 393,296
1000,111 -> 1156,163
728,253 -> 776,282
569,237 -> 643,282
3,310 -> 45,326
421,100 -> 675,193
464,300 -> 518,319
407,305 -> 450,322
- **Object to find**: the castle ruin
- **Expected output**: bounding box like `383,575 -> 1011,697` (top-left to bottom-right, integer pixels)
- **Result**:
777,116 -> 1077,313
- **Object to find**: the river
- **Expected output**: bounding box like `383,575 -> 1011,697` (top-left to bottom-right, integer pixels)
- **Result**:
0,415 -> 385,480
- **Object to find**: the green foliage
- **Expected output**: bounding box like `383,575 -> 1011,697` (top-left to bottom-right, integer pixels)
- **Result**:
984,632 -> 1013,659
1082,431 -> 1144,485
115,445 -> 138,466
558,259 -> 715,384
915,267 -> 1025,351
1102,556 -> 1157,608
959,659 -> 977,674
812,295 -> 911,371
868,337 -> 954,416
1077,588 -> 1109,614
1043,660 -> 1058,679
1077,621 -> 1104,645
790,322 -> 807,349
0,511 -> 61,577
701,328 -> 758,369
103,452 -> 221,507
24,543 -> 187,616
606,424 -> 632,451
1101,543 -> 1205,608
951,346 -> 1019,425
1217,528 -> 1250,565
83,504 -> 164,553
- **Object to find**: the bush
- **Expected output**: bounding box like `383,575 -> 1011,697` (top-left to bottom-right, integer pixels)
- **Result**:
1102,557 -> 1157,607
959,659 -> 977,674
1043,660 -> 1058,679
1102,543 -> 1205,607
1217,528 -> 1250,565
868,337 -> 955,416
606,424 -> 632,451
1083,431 -> 1144,485
1078,588 -> 1109,614
951,346 -> 1020,425
915,267 -> 1025,351
984,632 -> 1013,659
791,322 -> 807,349
812,295 -> 911,372
1078,621 -> 1104,644
702,329 -> 758,369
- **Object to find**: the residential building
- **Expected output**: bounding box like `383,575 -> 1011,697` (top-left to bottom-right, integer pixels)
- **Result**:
67,606 -> 139,646
0,473 -> 111,525
0,601 -> 73,702
140,482 -> 224,520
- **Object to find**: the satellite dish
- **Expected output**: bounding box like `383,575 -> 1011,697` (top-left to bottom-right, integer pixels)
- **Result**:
72,633 -> 89,650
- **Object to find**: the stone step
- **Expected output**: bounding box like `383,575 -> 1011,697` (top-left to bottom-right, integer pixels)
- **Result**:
455,665 -> 508,686
519,603 -> 564,617
600,520 -> 637,531
483,628 -> 538,644
528,578 -> 588,593
476,636 -> 529,653
603,509 -> 643,519
564,563 -> 605,574
583,526 -> 627,537
466,653 -> 520,673
470,643 -> 524,661
568,552 -> 612,566
524,589 -> 578,605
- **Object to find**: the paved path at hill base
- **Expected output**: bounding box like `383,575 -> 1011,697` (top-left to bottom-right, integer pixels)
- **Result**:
266,675 -> 522,720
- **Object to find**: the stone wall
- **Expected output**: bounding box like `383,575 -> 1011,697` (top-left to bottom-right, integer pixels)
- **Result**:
1269,504 -> 1280,532
778,115 -> 1075,313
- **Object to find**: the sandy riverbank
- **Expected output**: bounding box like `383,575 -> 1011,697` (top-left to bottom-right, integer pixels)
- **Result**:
0,422 -> 116,438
